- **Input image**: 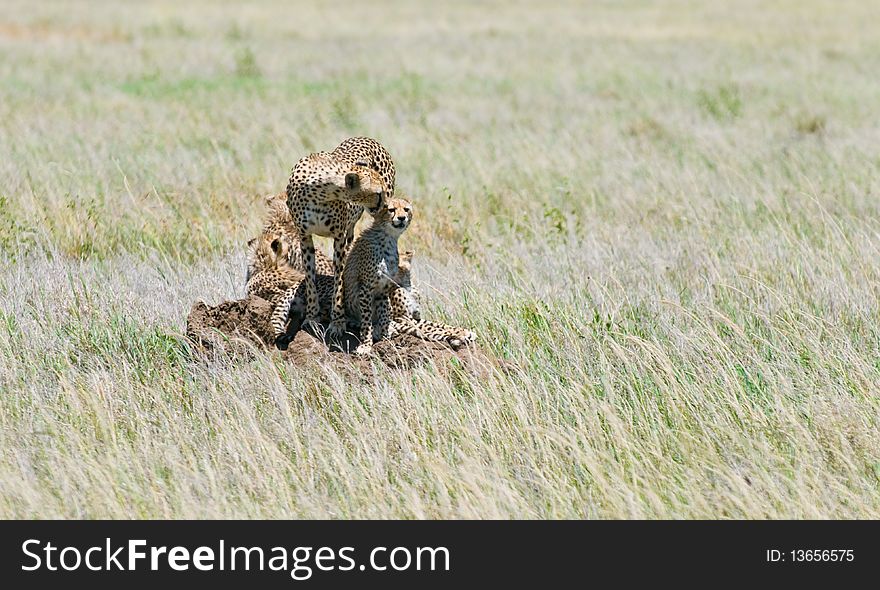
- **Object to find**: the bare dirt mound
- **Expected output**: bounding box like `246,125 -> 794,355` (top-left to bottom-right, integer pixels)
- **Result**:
185,297 -> 501,376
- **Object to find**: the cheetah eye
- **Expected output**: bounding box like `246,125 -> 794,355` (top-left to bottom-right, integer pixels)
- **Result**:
404,207 -> 411,213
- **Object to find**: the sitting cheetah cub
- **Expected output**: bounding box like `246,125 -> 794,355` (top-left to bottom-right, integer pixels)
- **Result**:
343,197 -> 413,355
388,251 -> 422,321
244,231 -> 310,347
388,252 -> 477,350
245,193 -> 334,287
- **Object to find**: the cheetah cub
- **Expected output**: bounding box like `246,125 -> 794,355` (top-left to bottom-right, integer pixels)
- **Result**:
245,193 -> 334,287
388,251 -> 422,321
343,197 -> 413,355
387,252 -> 477,350
244,231 -> 310,346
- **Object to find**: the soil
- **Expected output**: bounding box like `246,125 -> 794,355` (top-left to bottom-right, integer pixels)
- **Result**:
185,297 -> 504,377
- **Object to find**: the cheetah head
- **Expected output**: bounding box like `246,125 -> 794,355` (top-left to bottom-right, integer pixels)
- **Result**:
249,232 -> 291,272
396,250 -> 414,284
263,192 -> 290,217
374,197 -> 413,234
399,249 -> 414,271
344,163 -> 387,212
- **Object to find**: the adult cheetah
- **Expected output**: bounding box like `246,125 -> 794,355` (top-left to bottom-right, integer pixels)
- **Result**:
285,137 -> 395,339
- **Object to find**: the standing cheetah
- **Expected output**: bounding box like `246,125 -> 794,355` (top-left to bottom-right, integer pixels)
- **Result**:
343,197 -> 413,354
285,137 -> 395,338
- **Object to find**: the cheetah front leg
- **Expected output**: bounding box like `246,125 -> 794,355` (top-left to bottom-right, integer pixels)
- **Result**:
372,295 -> 392,342
355,283 -> 374,355
272,287 -> 298,350
326,231 -> 353,339
299,234 -> 321,331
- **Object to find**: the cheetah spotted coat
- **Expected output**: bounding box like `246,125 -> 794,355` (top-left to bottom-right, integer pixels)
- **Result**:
285,137 -> 396,337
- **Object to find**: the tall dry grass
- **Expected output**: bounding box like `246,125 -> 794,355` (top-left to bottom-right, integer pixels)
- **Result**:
1,0 -> 879,518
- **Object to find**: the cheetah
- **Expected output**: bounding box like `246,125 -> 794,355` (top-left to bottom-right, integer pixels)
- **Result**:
386,251 -> 477,350
273,245 -> 476,350
285,137 -> 395,339
246,193 -> 333,286
388,250 -> 422,321
248,233 -> 476,351
391,315 -> 477,350
342,197 -> 414,354
244,231 -> 311,344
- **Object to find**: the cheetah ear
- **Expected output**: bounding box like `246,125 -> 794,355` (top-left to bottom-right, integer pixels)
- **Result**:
401,250 -> 414,263
247,237 -> 256,248
344,172 -> 361,190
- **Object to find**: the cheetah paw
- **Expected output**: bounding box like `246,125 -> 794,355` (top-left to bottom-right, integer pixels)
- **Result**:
325,318 -> 348,340
449,331 -> 477,351
301,317 -> 322,334
275,334 -> 293,351
354,344 -> 372,356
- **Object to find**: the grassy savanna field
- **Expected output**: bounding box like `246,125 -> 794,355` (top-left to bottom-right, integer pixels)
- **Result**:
2,0 -> 880,518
